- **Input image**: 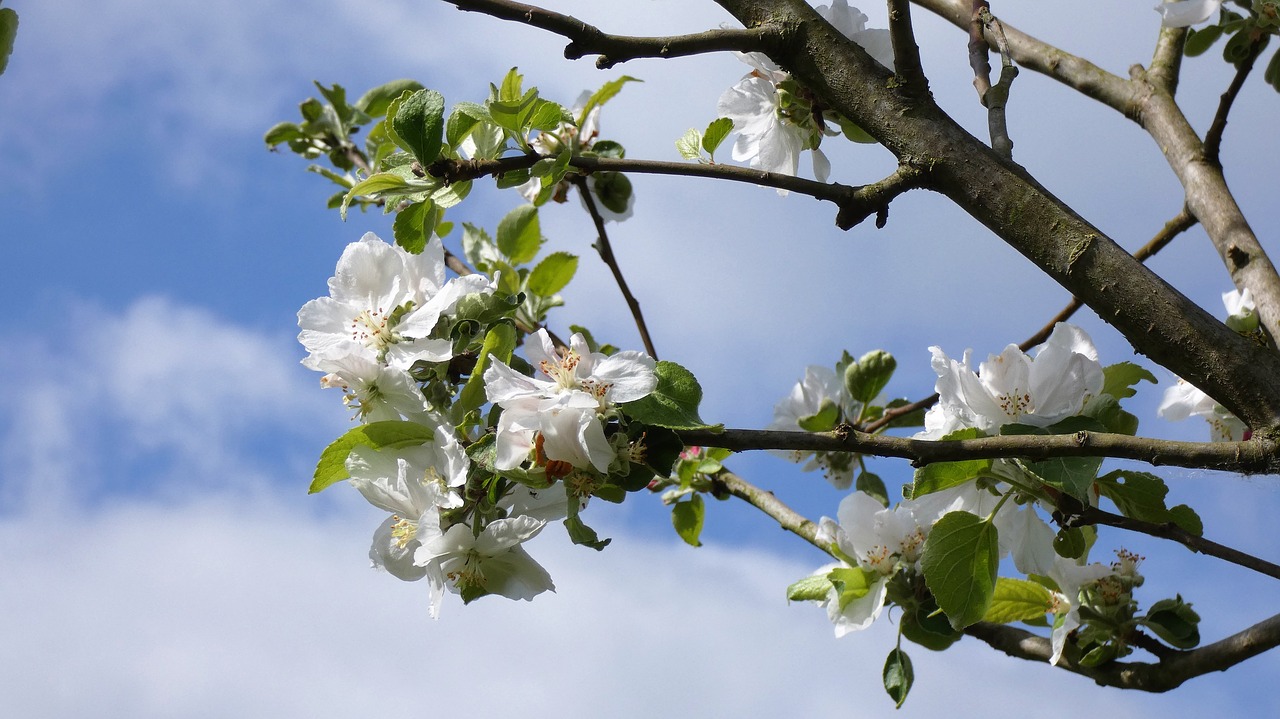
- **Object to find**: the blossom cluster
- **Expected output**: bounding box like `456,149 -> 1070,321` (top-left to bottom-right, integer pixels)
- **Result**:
1158,289 -> 1252,441
299,233 -> 657,615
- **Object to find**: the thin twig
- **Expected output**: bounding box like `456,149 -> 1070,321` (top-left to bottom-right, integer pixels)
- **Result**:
1072,504 -> 1280,581
441,0 -> 771,68
1204,38 -> 1267,166
571,176 -> 659,359
886,0 -> 927,91
977,8 -> 1018,159
714,470 -> 822,548
967,0 -> 993,99
675,426 -> 1280,474
430,154 -> 926,230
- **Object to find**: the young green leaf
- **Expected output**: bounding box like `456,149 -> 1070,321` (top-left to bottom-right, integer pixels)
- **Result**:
1102,361 -> 1158,400
392,199 -> 439,254
391,88 -> 446,165
455,323 -> 517,421
856,471 -> 889,507
786,574 -> 832,603
526,251 -> 579,296
355,79 -> 425,117
702,117 -> 734,157
921,511 -> 999,629
311,421 -> 435,493
908,428 -> 990,498
983,577 -> 1053,623
882,648 -> 914,709
1095,469 -> 1203,535
0,6 -> 17,76
591,171 -> 632,215
676,128 -> 703,160
579,75 -> 641,125
671,494 -> 705,547
1001,417 -> 1108,500
495,204 -> 542,265
620,361 -> 722,431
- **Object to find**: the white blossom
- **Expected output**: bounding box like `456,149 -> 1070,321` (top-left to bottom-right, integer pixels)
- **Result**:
415,515 -> 555,608
1158,378 -> 1248,441
920,323 -> 1104,437
1155,0 -> 1222,27
484,329 -> 655,473
812,491 -> 935,636
768,365 -> 857,488
716,1 -> 892,188
297,233 -> 491,371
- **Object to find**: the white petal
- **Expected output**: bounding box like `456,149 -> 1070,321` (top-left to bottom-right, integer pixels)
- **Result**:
1156,0 -> 1221,27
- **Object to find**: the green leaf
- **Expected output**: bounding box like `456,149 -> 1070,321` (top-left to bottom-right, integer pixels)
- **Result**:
786,574 -> 832,602
844,349 -> 897,404
672,494 -> 705,547
1266,48 -> 1280,93
856,471 -> 889,507
883,649 -> 914,709
495,204 -> 542,265
455,323 -> 517,421
702,117 -> 733,157
1144,596 -> 1201,649
565,494 -> 611,550
591,171 -> 632,215
488,88 -> 540,134
341,171 -> 417,219
498,67 -> 524,102
0,7 -> 17,76
900,598 -> 963,650
264,121 -> 306,148
676,128 -> 703,160
797,398 -> 840,432
983,577 -> 1053,623
526,251 -> 579,296
1002,416 -> 1108,500
355,79 -> 425,117
909,428 -> 990,498
1095,470 -> 1203,535
527,99 -> 568,132
392,200 -> 439,254
391,88 -> 446,165
453,292 -> 520,326
1102,361 -> 1157,400
921,511 -> 999,629
590,140 -> 625,159
461,223 -> 496,271
311,421 -> 435,493
620,361 -> 722,431
579,75 -> 641,125
1053,525 -> 1087,559
1185,24 -> 1224,57
827,566 -> 876,612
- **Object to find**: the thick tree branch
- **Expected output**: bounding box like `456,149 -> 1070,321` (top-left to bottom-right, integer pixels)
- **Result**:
571,176 -> 659,359
714,0 -> 1280,432
1019,208 -> 1197,349
441,0 -> 771,67
913,0 -> 1280,350
1148,25 -> 1187,95
676,426 -> 1280,474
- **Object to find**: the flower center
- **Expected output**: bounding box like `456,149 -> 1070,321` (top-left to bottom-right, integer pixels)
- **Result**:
350,307 -> 398,352
389,515 -> 417,549
996,390 -> 1033,420
540,348 -> 582,391
863,544 -> 896,576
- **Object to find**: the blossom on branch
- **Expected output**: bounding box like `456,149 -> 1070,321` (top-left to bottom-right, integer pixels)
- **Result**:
484,329 -> 656,473
716,1 -> 893,189
920,323 -> 1104,437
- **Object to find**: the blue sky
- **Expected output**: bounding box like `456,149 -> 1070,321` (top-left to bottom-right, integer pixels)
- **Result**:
2,0 -> 1279,715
